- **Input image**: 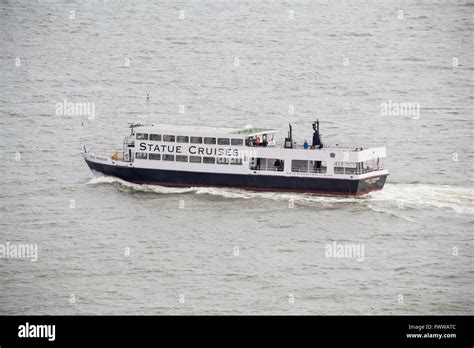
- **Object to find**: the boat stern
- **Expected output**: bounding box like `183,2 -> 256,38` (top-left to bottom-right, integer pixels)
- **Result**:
355,172 -> 388,195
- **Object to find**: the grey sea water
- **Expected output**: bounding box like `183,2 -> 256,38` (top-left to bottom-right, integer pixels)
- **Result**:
0,0 -> 473,314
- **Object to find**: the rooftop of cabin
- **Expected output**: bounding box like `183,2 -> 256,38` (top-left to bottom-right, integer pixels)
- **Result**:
133,122 -> 278,136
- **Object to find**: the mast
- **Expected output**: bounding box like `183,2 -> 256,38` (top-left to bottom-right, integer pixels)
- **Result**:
312,119 -> 323,149
285,123 -> 293,148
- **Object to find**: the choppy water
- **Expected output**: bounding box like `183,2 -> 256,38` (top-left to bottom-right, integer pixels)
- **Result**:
1,0 -> 473,314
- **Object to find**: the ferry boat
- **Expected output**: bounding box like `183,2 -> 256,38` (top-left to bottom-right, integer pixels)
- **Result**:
82,121 -> 388,196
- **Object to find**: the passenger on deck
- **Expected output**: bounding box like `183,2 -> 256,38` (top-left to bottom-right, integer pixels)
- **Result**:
255,136 -> 260,147
274,159 -> 284,171
304,140 -> 309,149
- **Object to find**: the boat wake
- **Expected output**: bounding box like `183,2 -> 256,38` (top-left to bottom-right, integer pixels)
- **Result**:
87,175 -> 197,194
87,175 -> 474,215
370,183 -> 474,215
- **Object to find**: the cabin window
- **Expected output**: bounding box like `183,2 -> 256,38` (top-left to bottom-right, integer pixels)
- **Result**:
162,154 -> 174,161
135,152 -> 147,159
203,157 -> 215,164
177,136 -> 189,143
291,160 -> 326,173
217,157 -> 229,164
334,162 -> 357,174
149,153 -> 161,160
136,133 -> 148,140
218,138 -> 230,145
190,137 -> 203,144
176,155 -> 188,162
150,134 -> 161,141
231,138 -> 244,146
309,160 -> 326,173
230,158 -> 243,165
204,137 -> 216,145
163,135 -> 175,142
190,156 -> 202,163
250,157 -> 284,171
291,160 -> 309,173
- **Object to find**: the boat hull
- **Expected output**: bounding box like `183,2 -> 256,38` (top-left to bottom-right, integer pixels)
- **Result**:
85,159 -> 387,196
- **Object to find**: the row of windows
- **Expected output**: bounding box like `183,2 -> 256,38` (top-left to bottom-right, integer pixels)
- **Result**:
136,133 -> 244,146
135,152 -> 243,165
248,158 -> 328,173
135,153 -> 369,175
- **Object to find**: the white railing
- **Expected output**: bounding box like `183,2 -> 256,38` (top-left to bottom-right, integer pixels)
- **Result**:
291,168 -> 328,174
334,165 -> 384,175
250,166 -> 284,172
87,149 -> 131,162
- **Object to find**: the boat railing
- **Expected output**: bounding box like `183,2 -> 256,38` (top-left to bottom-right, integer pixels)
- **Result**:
246,141 -> 369,152
88,149 -> 131,162
291,167 -> 328,174
249,166 -> 284,172
291,144 -> 369,151
334,165 -> 384,175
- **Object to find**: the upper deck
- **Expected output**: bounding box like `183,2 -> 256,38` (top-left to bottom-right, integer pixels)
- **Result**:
129,122 -> 386,162
133,122 -> 278,138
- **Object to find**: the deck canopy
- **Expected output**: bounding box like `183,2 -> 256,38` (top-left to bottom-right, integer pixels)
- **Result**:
132,122 -> 278,137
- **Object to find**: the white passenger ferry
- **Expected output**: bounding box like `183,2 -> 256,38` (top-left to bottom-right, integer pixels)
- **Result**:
82,121 -> 388,195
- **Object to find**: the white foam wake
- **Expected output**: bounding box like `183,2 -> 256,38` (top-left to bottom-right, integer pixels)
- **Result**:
87,175 -> 197,194
369,183 -> 474,215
